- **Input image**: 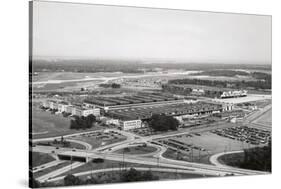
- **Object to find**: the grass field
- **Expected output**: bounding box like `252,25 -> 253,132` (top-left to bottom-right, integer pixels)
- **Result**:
51,168 -> 213,187
253,108 -> 272,127
31,152 -> 56,167
68,133 -> 127,149
218,152 -> 245,167
31,109 -> 103,139
56,159 -> 160,178
32,72 -> 134,82
114,146 -> 158,155
33,161 -> 71,179
35,140 -> 86,150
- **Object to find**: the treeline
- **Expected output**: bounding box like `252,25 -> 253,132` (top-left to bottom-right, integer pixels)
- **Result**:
30,168 -> 159,188
32,60 -> 144,73
168,74 -> 271,90
63,168 -> 158,186
221,141 -> 271,172
70,115 -> 96,130
99,83 -> 121,88
32,59 -> 271,73
239,141 -> 271,172
191,70 -> 249,77
149,114 -> 179,131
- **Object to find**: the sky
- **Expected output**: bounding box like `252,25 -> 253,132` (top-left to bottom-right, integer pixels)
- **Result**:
32,1 -> 271,64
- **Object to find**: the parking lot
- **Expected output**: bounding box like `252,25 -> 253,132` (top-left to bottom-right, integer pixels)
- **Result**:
211,126 -> 271,145
160,130 -> 263,164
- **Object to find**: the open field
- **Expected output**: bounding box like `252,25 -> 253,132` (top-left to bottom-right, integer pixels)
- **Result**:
31,152 -> 56,167
33,161 -> 71,178
55,160 -> 162,178
33,80 -> 103,91
162,132 -> 260,164
32,72 -> 130,82
68,132 -> 127,149
35,140 -> 86,150
218,152 -> 245,167
31,109 -> 103,139
51,168 -> 212,186
32,110 -> 70,133
252,109 -> 272,128
114,146 -> 158,155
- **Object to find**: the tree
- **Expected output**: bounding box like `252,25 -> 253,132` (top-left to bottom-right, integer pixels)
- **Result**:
69,114 -> 96,130
120,168 -> 159,182
30,177 -> 41,188
64,174 -> 81,186
149,114 -> 179,131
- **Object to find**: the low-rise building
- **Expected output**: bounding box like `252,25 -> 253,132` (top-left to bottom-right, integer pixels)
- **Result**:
42,101 -> 50,108
49,100 -> 58,110
99,117 -> 120,126
119,119 -> 142,130
72,106 -> 100,117
222,103 -> 234,111
65,105 -> 73,114
57,101 -> 70,112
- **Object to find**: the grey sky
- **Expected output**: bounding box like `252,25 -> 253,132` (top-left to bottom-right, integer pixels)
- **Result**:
32,1 -> 271,64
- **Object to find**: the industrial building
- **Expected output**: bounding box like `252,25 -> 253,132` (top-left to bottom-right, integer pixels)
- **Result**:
83,93 -> 196,111
42,100 -> 100,117
105,101 -> 223,121
162,84 -> 248,98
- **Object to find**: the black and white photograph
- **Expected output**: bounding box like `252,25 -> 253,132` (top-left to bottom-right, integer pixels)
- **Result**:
29,1 -> 272,188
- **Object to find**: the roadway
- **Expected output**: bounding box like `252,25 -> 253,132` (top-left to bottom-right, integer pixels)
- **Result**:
32,144 -> 267,183
31,117 -> 269,183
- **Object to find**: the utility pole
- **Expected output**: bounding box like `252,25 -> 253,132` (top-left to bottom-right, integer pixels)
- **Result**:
191,148 -> 193,162
157,155 -> 160,167
70,155 -> 73,174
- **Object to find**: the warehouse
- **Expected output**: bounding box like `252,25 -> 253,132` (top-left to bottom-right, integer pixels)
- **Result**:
106,101 -> 223,121
83,93 -> 184,109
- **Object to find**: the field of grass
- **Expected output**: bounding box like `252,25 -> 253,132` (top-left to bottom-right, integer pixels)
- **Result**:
35,140 -> 86,150
69,134 -> 127,149
32,72 -> 134,82
31,152 -> 56,167
56,160 -> 160,178
114,146 -> 158,155
31,109 -> 103,139
33,161 -> 71,179
253,108 -> 272,127
218,152 -> 245,167
51,168 -> 212,187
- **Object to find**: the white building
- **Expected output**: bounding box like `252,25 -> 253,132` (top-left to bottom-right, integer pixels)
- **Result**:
222,103 -> 234,111
99,117 -> 120,126
57,102 -> 70,112
220,90 -> 247,98
42,101 -> 50,108
65,105 -> 73,114
72,106 -> 100,117
49,100 -> 58,110
119,119 -> 142,130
